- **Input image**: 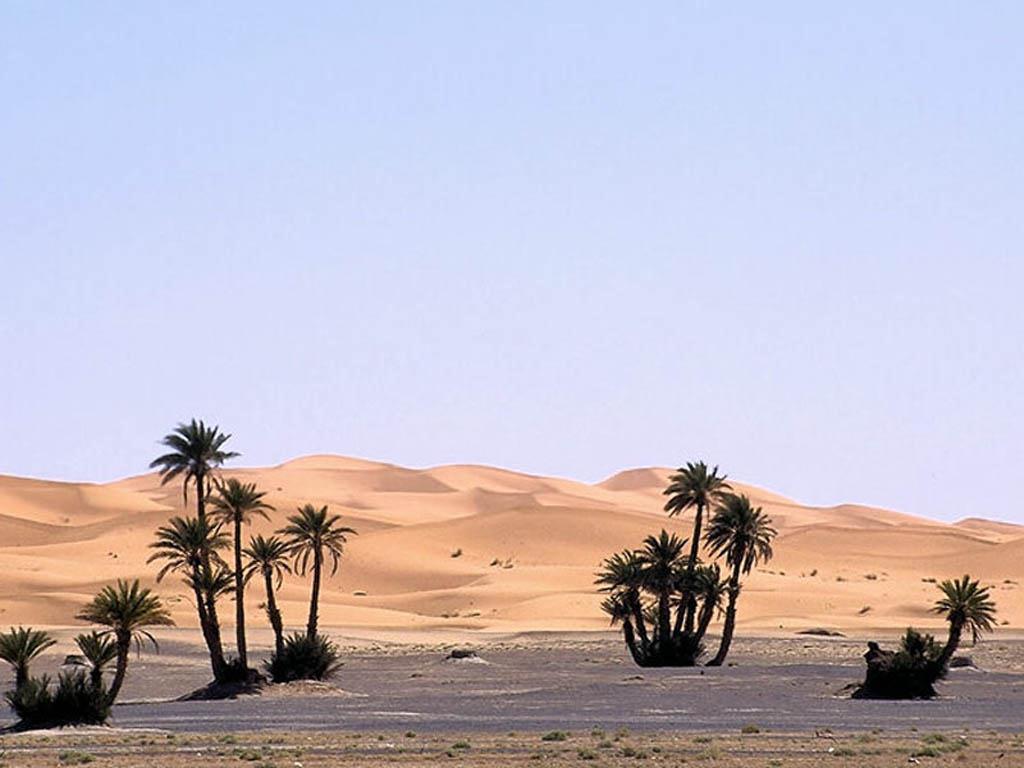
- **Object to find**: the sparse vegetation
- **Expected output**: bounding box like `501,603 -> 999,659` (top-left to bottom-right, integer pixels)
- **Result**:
853,575 -> 997,699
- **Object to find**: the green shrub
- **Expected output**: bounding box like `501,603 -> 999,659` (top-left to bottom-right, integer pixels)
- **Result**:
266,633 -> 341,682
6,672 -> 110,727
542,731 -> 568,742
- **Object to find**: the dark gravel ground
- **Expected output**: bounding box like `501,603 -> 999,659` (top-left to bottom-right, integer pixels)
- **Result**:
4,633 -> 1022,734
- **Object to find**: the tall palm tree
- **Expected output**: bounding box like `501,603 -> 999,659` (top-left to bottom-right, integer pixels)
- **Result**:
0,627 -> 56,689
75,631 -> 118,689
150,420 -> 238,678
704,494 -> 776,666
76,580 -> 174,705
281,505 -> 356,639
210,478 -> 274,669
150,419 -> 239,525
596,549 -> 650,652
663,462 -> 731,632
243,534 -> 292,656
638,530 -> 688,648
933,575 -> 997,667
148,515 -> 231,679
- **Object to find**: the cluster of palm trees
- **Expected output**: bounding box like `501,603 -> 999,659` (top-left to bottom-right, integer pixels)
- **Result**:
0,580 -> 172,724
148,420 -> 355,684
597,462 -> 777,667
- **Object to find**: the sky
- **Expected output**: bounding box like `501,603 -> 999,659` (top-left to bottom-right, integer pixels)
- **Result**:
1,3 -> 1022,523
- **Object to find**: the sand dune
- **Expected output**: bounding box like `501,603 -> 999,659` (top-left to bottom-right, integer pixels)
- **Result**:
0,456 -> 1021,635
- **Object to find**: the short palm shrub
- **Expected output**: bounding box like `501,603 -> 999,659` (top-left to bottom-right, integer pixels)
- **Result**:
853,629 -> 945,699
6,671 -> 111,727
266,632 -> 341,682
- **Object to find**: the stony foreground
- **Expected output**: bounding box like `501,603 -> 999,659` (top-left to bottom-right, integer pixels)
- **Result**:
2,729 -> 1023,767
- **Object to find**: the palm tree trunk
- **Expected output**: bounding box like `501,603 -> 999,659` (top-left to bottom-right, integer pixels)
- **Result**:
629,594 -> 650,650
683,502 -> 704,634
622,618 -> 644,665
264,570 -> 285,657
658,588 -> 672,648
695,601 -> 716,641
193,574 -> 227,680
708,561 -> 742,667
194,473 -> 227,678
939,621 -> 963,668
234,517 -> 247,669
106,631 -> 131,705
673,599 -> 686,637
307,550 -> 322,639
15,663 -> 28,690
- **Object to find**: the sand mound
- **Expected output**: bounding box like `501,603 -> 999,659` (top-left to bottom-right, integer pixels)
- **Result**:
0,456 -> 1020,634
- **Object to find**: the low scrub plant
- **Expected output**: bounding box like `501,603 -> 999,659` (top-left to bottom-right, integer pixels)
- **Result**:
266,633 -> 342,682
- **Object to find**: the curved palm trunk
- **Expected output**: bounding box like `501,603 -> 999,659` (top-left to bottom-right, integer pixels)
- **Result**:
106,630 -> 131,705
683,501 -> 705,634
695,600 -> 716,642
233,517 -> 247,669
194,473 -> 227,679
192,572 -> 227,679
629,593 -> 650,651
708,560 -> 743,667
307,549 -> 322,639
263,570 -> 285,656
939,621 -> 963,668
621,618 -> 644,665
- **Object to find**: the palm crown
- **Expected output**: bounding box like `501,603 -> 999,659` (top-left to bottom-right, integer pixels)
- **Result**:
149,419 -> 239,503
148,516 -> 230,581
243,534 -> 293,588
0,627 -> 56,687
638,530 -> 688,593
282,504 -> 357,576
704,494 -> 776,575
210,478 -> 274,527
663,462 -> 732,518
76,579 -> 174,652
933,575 -> 997,643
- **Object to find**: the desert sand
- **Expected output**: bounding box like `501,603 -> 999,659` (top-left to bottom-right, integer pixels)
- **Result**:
0,455 -> 1021,634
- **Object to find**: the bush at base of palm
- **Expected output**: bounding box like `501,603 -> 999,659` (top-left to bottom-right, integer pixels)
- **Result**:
6,671 -> 111,727
852,628 -> 946,700
266,633 -> 341,682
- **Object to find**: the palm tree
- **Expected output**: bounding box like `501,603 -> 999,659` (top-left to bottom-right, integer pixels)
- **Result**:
150,420 -> 238,678
243,534 -> 292,656
0,627 -> 56,689
149,419 -> 239,525
76,580 -> 174,705
281,505 -> 357,639
638,530 -> 688,649
149,515 -> 231,679
596,550 -> 650,653
663,462 -> 731,632
704,494 -> 776,666
210,478 -> 274,669
74,631 -> 118,689
933,575 -> 997,667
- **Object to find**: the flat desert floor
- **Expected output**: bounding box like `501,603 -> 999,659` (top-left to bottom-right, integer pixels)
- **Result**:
3,631 -> 1023,735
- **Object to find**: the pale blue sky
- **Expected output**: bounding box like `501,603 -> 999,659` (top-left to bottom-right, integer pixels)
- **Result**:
2,3 -> 1022,522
